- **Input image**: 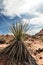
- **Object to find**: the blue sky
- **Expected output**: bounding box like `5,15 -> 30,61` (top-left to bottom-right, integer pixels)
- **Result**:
0,0 -> 43,35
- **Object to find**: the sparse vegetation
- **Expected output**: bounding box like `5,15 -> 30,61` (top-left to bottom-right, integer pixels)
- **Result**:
32,36 -> 36,39
10,22 -> 29,41
41,36 -> 43,42
0,22 -> 38,65
0,38 -> 6,44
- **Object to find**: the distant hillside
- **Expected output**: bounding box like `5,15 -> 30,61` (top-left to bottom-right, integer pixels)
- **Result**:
35,29 -> 43,39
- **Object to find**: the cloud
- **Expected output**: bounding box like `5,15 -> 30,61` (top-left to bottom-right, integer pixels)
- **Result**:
0,0 -> 42,16
23,14 -> 43,35
36,3 -> 43,13
0,0 -> 4,12
20,13 -> 38,19
27,28 -> 42,35
22,13 -> 43,26
30,14 -> 43,25
1,0 -> 24,16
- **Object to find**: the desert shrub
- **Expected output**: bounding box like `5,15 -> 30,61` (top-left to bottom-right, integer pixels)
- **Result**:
0,38 -> 6,44
32,36 -> 36,39
41,36 -> 43,42
10,22 -> 29,41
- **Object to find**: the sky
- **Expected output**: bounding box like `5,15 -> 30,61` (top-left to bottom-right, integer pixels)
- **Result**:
0,0 -> 43,35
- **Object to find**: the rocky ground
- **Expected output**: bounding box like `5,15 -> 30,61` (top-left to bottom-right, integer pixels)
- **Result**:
24,38 -> 43,65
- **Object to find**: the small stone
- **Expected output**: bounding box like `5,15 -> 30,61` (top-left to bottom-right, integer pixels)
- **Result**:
39,57 -> 42,59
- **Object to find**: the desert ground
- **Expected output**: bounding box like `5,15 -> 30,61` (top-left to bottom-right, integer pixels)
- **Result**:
0,29 -> 43,65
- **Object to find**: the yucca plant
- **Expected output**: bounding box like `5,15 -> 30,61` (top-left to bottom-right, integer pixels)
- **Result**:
10,22 -> 29,41
0,22 -> 38,65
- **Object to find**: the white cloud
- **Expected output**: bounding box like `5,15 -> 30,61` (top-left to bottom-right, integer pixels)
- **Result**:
30,14 -> 43,25
23,14 -> 43,25
27,28 -> 42,35
23,14 -> 43,35
2,0 -> 43,16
